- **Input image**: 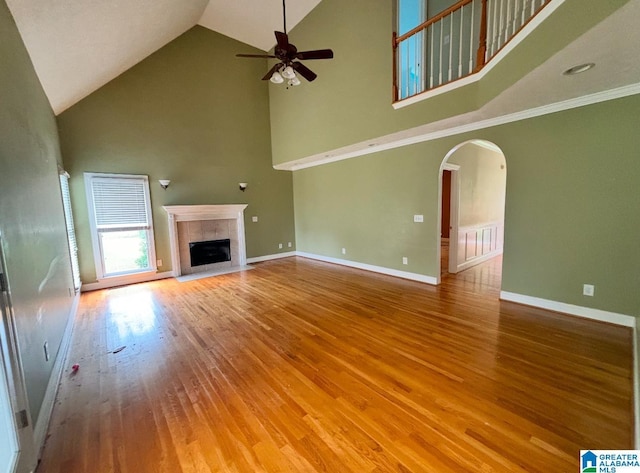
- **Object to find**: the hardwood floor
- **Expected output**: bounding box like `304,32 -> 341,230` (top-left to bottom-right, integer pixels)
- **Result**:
37,256 -> 633,472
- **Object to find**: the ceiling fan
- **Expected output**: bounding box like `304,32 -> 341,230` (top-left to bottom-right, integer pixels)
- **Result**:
236,0 -> 334,85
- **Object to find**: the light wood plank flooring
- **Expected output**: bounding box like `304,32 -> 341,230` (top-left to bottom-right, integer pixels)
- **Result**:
38,256 -> 633,472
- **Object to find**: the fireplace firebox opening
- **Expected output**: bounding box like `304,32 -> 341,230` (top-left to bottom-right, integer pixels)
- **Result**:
189,239 -> 231,267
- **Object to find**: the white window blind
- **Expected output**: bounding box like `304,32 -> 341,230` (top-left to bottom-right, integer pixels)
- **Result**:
59,173 -> 81,291
84,173 -> 156,280
90,177 -> 150,229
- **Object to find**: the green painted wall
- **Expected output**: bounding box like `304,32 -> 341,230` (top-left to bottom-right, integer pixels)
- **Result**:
294,95 -> 640,317
270,0 -> 631,165
0,0 -> 75,423
57,26 -> 295,283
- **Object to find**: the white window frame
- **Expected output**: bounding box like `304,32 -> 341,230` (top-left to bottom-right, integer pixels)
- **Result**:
397,0 -> 427,99
59,170 -> 81,291
84,172 -> 157,280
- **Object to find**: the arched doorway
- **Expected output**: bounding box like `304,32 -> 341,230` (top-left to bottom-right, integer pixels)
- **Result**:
436,140 -> 507,285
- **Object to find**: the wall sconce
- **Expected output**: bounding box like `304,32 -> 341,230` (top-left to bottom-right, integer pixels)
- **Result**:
239,182 -> 248,192
158,179 -> 171,190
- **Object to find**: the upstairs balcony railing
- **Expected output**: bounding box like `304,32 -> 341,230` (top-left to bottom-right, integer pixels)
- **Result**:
393,0 -> 551,102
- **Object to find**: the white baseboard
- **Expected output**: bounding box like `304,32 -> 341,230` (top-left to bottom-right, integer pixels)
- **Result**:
500,291 -> 636,327
33,290 -> 81,456
297,252 -> 438,285
247,252 -> 296,264
81,271 -> 174,292
500,292 -> 638,446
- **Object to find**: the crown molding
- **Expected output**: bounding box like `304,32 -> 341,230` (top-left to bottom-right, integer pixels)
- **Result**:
275,82 -> 640,171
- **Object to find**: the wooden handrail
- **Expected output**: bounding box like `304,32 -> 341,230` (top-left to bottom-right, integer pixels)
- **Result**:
393,0 -> 553,102
395,0 -> 474,44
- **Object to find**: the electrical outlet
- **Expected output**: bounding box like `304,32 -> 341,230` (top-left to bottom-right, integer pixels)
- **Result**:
43,341 -> 49,361
288,242 -> 292,248
444,34 -> 450,45
341,248 -> 346,255
413,215 -> 424,223
402,257 -> 408,265
252,216 -> 258,222
157,259 -> 162,267
583,284 -> 595,296
278,243 -> 283,249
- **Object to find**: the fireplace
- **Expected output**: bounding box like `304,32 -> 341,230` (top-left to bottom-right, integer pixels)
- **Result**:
163,205 -> 248,277
189,239 -> 231,267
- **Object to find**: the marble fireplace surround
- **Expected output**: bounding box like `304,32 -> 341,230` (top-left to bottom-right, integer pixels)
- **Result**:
163,204 -> 248,277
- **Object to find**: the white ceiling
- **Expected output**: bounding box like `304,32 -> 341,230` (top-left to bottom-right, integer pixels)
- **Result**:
6,0 -> 320,114
6,0 -> 639,139
199,0 -> 322,52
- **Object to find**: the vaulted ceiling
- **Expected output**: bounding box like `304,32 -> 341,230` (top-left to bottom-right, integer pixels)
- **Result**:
6,0 -> 640,124
6,0 -> 321,114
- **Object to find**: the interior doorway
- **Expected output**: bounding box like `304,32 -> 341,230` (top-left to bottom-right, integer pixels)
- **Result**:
437,140 -> 506,286
0,232 -> 37,473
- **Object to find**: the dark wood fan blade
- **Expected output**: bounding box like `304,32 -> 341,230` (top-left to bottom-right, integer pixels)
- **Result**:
237,54 -> 277,59
275,31 -> 289,50
291,61 -> 317,82
295,49 -> 334,60
262,63 -> 282,81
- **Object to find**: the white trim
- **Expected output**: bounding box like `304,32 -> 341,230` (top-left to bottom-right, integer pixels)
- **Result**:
392,0 -> 567,110
500,291 -> 636,327
83,172 -> 157,280
296,252 -> 438,285
456,248 -> 503,272
275,82 -> 640,172
81,271 -> 173,292
33,290 -> 80,456
247,252 -> 296,264
162,205 -> 248,277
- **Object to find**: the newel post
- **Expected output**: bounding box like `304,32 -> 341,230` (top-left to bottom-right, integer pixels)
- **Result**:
475,0 -> 488,72
392,31 -> 399,102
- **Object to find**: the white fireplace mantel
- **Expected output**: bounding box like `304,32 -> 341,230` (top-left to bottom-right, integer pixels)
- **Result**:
163,204 -> 248,276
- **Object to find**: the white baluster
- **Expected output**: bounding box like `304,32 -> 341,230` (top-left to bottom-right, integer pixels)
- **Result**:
430,25 -> 435,89
458,5 -> 464,78
491,0 -> 499,56
404,41 -> 409,98
438,20 -> 443,86
448,14 -> 453,81
418,32 -> 424,94
498,0 -> 506,49
469,0 -> 475,72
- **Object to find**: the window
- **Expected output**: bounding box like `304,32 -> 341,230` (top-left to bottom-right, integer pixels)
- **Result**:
59,170 -> 81,291
397,0 -> 426,99
84,173 -> 156,279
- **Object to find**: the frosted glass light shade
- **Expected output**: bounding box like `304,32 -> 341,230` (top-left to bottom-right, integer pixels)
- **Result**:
270,71 -> 284,84
281,66 -> 296,79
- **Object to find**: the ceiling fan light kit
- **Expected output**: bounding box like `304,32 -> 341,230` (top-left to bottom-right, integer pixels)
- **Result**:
281,66 -> 296,79
270,71 -> 284,84
236,0 -> 334,87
